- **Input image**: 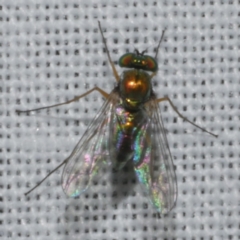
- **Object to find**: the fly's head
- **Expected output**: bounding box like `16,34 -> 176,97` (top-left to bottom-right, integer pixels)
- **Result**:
118,50 -> 158,72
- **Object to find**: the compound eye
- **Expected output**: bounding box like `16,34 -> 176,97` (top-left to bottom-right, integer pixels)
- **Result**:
119,53 -> 158,72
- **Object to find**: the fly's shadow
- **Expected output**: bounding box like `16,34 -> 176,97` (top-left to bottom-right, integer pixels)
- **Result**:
110,161 -> 137,206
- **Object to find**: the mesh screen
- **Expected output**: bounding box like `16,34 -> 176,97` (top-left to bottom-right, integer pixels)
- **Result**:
1,1 -> 239,239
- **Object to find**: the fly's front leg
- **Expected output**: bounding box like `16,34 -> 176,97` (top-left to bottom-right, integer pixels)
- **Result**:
98,21 -> 120,82
157,96 -> 218,138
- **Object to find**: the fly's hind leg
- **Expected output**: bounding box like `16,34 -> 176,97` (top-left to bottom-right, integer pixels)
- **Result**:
157,96 -> 218,138
24,158 -> 67,196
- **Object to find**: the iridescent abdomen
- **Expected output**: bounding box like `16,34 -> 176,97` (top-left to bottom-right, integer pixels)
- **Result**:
110,104 -> 149,170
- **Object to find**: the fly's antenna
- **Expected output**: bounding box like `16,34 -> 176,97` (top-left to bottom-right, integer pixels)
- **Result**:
98,21 -> 120,82
134,48 -> 148,56
154,29 -> 166,60
134,49 -> 141,55
141,49 -> 148,55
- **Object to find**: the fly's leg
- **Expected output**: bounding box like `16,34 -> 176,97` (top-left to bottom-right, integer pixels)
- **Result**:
98,21 -> 120,82
157,96 -> 218,138
17,87 -> 109,195
24,159 -> 67,196
16,87 -> 109,114
154,29 -> 166,60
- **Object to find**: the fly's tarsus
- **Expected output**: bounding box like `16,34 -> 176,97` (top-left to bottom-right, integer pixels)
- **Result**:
24,159 -> 68,196
157,96 -> 218,138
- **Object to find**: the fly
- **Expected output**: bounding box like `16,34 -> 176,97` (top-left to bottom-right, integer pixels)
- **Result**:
16,21 -> 217,214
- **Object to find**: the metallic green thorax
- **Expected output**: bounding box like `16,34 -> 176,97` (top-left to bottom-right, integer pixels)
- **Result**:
119,69 -> 152,110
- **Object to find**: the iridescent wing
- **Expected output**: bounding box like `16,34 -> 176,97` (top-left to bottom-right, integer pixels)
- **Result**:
61,90 -> 119,197
133,96 -> 177,214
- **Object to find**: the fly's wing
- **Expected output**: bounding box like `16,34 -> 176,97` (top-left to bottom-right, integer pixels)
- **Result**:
134,97 -> 177,214
62,91 -> 119,197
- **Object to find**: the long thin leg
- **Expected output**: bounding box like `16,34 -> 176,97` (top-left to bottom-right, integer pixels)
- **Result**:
157,96 -> 218,138
155,29 -> 166,60
16,87 -> 109,113
21,87 -> 109,195
98,21 -> 120,82
25,158 -> 68,196
23,23 -> 117,195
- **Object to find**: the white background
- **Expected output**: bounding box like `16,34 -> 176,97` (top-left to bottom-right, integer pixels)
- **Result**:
1,0 -> 239,239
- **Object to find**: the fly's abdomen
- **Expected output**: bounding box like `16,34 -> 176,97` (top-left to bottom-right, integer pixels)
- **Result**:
110,104 -> 148,170
114,133 -> 133,170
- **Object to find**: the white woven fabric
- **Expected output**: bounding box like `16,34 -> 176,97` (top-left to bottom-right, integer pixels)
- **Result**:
1,0 -> 239,239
